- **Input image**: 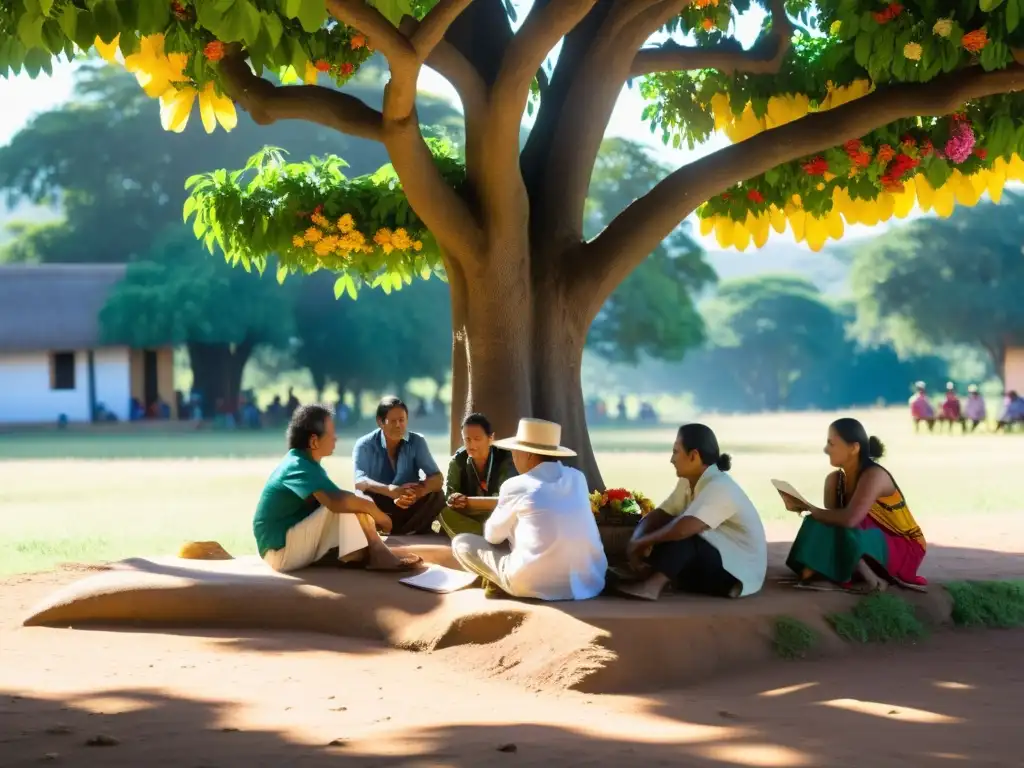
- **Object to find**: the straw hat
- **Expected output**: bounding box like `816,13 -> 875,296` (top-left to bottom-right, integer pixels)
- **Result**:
493,418 -> 577,457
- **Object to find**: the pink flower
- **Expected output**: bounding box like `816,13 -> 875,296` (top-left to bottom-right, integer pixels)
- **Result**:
944,120 -> 976,164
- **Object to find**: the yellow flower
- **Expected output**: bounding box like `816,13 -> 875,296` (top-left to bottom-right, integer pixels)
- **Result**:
311,212 -> 330,228
94,35 -> 120,62
291,235 -> 304,247
158,87 -> 196,133
391,228 -> 413,250
829,20 -> 841,35
314,236 -> 339,256
303,61 -> 319,85
933,18 -> 953,37
197,83 -> 237,133
413,241 -> 423,252
374,228 -> 394,253
125,34 -> 189,99
304,227 -> 323,243
337,214 -> 355,233
903,42 -> 923,61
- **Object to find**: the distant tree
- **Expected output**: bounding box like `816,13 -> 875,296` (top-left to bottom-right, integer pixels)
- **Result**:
850,194 -> 1024,382
291,270 -> 451,412
701,275 -> 845,411
585,138 -> 716,365
99,228 -> 293,413
0,61 -> 462,264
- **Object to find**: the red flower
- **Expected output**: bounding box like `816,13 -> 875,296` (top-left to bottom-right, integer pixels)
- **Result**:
171,1 -> 190,20
853,151 -> 872,168
876,144 -> 896,164
802,156 -> 829,176
900,134 -> 917,148
973,147 -> 988,160
314,205 -> 323,215
314,59 -> 331,72
747,189 -> 765,204
843,139 -> 861,155
873,2 -> 903,23
340,62 -> 355,76
351,34 -> 366,49
605,488 -> 631,501
203,41 -> 226,62
920,139 -> 934,157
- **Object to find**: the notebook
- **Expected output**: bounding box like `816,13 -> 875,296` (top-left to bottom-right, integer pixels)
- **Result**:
399,564 -> 480,594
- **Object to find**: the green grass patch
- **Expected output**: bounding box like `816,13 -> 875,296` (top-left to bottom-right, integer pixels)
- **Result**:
946,580 -> 1024,629
827,592 -> 928,644
772,617 -> 820,660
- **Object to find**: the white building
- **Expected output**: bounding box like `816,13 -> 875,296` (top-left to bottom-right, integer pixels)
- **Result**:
0,264 -> 175,424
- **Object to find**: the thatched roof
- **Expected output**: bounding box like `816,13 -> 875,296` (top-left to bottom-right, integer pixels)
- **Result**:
0,264 -> 127,353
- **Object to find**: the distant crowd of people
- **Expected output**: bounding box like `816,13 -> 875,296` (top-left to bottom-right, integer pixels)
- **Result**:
909,381 -> 1023,433
586,396 -> 659,423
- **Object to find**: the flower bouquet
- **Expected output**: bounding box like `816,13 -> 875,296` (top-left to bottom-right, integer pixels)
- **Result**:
589,488 -> 655,565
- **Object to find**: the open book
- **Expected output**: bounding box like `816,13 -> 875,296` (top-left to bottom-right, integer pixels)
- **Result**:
770,479 -> 814,509
399,564 -> 480,594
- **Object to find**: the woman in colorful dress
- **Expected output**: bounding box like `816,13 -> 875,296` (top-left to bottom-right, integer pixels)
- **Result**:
438,413 -> 517,538
783,417 -> 927,593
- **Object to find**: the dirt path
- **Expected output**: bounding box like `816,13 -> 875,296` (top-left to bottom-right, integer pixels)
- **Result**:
2,568 -> 1022,767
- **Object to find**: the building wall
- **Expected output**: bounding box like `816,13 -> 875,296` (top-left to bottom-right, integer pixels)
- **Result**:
0,351 -> 92,423
128,347 -> 178,418
1006,347 -> 1024,393
93,347 -> 131,421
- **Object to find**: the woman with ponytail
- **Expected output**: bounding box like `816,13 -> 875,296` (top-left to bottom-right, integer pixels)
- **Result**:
783,418 -> 927,592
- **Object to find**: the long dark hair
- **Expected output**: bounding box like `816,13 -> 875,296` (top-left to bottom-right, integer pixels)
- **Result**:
678,423 -> 732,472
829,417 -> 885,471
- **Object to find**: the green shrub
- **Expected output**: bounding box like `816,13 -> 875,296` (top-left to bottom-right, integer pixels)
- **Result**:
772,617 -> 820,660
827,593 -> 927,644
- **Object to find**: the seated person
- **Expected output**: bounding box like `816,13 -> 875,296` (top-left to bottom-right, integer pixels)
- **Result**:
353,396 -> 445,535
450,418 -> 606,601
253,404 -> 421,573
440,413 -> 517,538
616,423 -> 767,602
997,390 -> 1024,431
784,418 -> 927,593
939,382 -> 964,432
909,381 -> 935,431
965,384 -> 986,431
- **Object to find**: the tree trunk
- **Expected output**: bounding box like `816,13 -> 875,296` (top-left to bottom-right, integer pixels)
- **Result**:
186,340 -> 253,418
450,246 -> 606,489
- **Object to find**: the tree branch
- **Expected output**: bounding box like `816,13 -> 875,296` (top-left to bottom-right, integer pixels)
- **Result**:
412,0 -> 478,59
630,0 -> 792,77
219,54 -> 384,141
325,0 -> 414,62
582,63 -> 1024,308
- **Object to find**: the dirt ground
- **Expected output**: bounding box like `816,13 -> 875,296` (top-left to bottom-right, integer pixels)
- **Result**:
3,516 -> 1024,768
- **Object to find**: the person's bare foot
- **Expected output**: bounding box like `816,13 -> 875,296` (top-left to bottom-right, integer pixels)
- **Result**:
365,546 -> 423,572
614,573 -> 669,601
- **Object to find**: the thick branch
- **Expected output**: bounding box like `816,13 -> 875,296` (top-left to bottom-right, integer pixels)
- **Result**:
219,54 -> 383,141
630,0 -> 792,77
326,0 -> 414,62
412,0 -> 478,59
583,64 -> 1024,307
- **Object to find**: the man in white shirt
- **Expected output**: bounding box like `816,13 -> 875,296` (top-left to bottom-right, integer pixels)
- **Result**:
616,423 -> 767,601
450,418 -> 608,601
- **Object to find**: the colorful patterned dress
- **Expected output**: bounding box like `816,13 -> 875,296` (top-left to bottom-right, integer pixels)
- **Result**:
786,468 -> 927,588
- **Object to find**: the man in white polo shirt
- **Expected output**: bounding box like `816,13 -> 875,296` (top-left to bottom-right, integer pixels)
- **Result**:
616,423 -> 766,601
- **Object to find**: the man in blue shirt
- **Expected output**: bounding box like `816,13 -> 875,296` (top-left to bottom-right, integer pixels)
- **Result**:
353,396 -> 445,534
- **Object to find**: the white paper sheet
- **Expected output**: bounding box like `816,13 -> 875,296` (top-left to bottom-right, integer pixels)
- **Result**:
399,564 -> 480,594
770,479 -> 814,508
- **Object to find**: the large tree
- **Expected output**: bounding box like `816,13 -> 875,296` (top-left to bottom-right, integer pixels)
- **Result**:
100,227 -> 293,411
6,1 -> 1024,486
850,191 -> 1024,381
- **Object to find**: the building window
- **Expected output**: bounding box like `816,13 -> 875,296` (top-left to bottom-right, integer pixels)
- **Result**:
51,351 -> 76,390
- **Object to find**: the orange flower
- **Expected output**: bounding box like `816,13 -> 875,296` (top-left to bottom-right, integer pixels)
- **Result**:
203,41 -> 226,62
701,17 -> 715,31
340,62 -> 354,76
876,144 -> 895,163
351,34 -> 366,49
962,29 -> 989,53
314,59 -> 331,72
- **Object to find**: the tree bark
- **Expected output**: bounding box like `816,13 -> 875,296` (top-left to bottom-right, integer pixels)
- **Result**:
186,340 -> 254,418
447,257 -> 471,452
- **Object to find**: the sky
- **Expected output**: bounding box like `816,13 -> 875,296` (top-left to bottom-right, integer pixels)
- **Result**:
0,7 -> 892,253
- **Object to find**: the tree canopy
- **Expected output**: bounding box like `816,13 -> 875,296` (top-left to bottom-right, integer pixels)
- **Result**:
850,190 -> 1024,379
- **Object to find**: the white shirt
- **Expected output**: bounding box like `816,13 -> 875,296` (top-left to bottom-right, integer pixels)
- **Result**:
484,461 -> 607,601
658,466 -> 767,597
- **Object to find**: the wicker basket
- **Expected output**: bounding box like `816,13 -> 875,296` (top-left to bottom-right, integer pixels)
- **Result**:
595,509 -> 640,565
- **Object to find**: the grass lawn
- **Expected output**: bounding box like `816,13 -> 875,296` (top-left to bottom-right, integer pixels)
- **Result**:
1,407 -> 1020,576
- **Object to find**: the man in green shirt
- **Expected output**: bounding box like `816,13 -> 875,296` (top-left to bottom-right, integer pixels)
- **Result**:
253,404 -> 422,573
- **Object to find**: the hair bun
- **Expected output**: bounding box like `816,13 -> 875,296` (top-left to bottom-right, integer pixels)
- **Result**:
867,436 -> 886,459
716,453 -> 733,472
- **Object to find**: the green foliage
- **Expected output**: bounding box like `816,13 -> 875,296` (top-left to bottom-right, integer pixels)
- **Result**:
772,616 -> 820,660
585,138 -> 716,365
850,192 -> 1024,375
184,140 -> 463,290
700,274 -> 845,410
947,580 -> 1024,628
99,226 -> 292,348
827,592 -> 928,644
